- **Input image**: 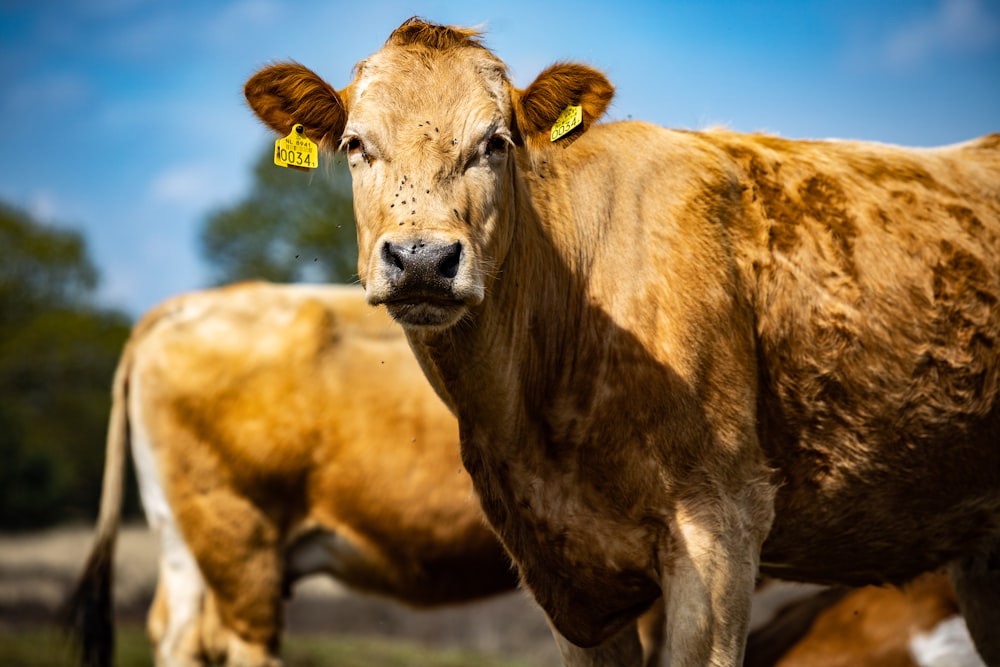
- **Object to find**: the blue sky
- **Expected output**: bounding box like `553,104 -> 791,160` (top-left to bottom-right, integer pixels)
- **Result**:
1,0 -> 998,317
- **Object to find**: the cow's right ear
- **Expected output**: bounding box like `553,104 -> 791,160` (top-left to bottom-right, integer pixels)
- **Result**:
244,62 -> 346,148
513,62 -> 615,150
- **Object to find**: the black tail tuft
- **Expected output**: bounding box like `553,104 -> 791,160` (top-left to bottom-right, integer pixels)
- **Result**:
60,543 -> 116,667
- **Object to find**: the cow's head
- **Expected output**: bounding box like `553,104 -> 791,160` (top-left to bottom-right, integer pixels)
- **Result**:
246,18 -> 613,330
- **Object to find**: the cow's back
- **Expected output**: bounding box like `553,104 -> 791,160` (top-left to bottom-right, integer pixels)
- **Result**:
131,281 -> 408,488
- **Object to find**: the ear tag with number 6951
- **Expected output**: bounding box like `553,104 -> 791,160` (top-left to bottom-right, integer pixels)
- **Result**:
274,124 -> 318,170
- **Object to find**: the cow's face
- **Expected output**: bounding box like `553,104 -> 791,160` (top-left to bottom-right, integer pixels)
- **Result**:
245,20 -> 613,331
339,40 -> 516,331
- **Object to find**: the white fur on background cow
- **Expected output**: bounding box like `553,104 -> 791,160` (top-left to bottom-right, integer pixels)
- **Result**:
129,370 -> 207,664
910,616 -> 986,667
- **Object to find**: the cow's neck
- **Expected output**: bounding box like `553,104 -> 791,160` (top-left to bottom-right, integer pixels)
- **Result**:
409,160 -> 657,514
404,162 -> 669,638
411,170 -> 601,453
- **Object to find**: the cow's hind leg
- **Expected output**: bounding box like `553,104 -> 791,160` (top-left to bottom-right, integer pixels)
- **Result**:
949,537 -> 1000,666
149,516 -> 207,667
178,487 -> 284,667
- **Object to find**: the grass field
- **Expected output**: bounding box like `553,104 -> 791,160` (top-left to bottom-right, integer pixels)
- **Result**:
0,626 -> 546,667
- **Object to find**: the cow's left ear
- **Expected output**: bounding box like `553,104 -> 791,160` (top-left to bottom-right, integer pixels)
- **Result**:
513,63 -> 614,149
244,62 -> 347,149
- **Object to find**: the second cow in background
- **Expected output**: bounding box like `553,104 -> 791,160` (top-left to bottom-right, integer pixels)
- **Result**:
70,282 -> 516,667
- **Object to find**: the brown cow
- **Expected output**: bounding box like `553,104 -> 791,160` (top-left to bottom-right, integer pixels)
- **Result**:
68,282 -> 517,667
244,18 -> 1000,667
745,573 -> 985,667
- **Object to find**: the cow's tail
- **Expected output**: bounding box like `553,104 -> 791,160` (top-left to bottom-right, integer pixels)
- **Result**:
62,339 -> 134,667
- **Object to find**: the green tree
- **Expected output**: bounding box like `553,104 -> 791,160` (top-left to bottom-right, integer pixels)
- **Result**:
0,202 -> 132,530
201,145 -> 358,284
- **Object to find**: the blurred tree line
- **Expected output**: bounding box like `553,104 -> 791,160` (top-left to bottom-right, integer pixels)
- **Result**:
0,145 -> 356,530
0,202 -> 132,529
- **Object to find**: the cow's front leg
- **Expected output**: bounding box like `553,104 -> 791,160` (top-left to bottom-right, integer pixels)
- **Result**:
549,618 -> 644,667
663,492 -> 771,667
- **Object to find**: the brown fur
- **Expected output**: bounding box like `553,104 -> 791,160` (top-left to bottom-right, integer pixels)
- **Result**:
513,62 -> 616,150
243,63 -> 345,147
748,572 -> 963,667
68,283 -> 517,667
386,16 -> 486,51
244,18 -> 1000,667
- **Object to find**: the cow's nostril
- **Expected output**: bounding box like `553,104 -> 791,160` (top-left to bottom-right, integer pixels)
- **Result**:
382,241 -> 405,274
440,242 -> 461,280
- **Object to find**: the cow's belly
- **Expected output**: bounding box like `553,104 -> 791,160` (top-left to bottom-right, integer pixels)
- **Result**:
756,357 -> 1000,584
283,527 -> 383,596
760,466 -> 1000,585
283,522 -> 517,605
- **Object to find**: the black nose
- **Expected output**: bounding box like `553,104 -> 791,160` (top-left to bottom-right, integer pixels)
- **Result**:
381,239 -> 462,294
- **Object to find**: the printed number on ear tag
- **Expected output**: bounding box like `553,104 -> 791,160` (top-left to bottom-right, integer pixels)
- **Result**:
274,124 -> 319,170
550,105 -> 582,142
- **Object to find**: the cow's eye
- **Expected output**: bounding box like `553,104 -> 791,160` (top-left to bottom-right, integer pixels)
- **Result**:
485,134 -> 510,158
341,135 -> 371,164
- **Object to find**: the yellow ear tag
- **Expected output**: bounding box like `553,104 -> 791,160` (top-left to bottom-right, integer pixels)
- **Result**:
274,124 -> 319,170
550,105 -> 583,142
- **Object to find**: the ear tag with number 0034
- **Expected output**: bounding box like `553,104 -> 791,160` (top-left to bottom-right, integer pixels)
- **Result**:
550,105 -> 582,142
274,124 -> 319,170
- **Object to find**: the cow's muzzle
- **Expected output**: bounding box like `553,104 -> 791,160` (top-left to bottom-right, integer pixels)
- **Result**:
381,239 -> 462,294
373,237 -> 474,329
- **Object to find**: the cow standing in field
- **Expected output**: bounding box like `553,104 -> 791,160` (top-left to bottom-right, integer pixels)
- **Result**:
244,18 -> 1000,667
68,283 -> 517,667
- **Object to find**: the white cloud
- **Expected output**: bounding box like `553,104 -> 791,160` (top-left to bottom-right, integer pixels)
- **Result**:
148,162 -> 226,210
146,147 -> 252,220
101,11 -> 190,60
97,262 -> 143,313
97,0 -> 283,61
0,186 -> 66,225
203,0 -> 281,46
26,190 -> 60,224
882,0 -> 1000,69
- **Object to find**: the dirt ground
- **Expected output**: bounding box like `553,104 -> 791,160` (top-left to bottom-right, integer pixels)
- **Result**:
6,525 -> 989,666
0,523 -> 560,665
